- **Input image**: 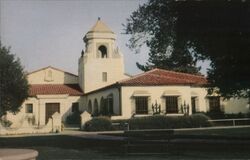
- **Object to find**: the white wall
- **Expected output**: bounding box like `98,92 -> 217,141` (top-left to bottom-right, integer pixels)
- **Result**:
190,87 -> 208,112
83,87 -> 120,115
81,57 -> 126,93
7,95 -> 83,126
79,27 -> 127,93
120,86 -> 250,118
119,86 -> 206,119
28,67 -> 78,84
6,97 -> 38,128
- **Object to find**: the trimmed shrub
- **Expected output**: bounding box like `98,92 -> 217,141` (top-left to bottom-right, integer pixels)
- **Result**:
84,116 -> 113,131
205,111 -> 225,119
112,119 -> 129,124
0,119 -> 12,127
204,111 -> 250,120
129,115 -> 168,130
111,119 -> 130,130
190,113 -> 212,127
128,114 -> 212,130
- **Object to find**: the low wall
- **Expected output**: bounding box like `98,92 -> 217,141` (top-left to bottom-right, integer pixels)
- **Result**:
0,112 -> 61,135
0,149 -> 38,160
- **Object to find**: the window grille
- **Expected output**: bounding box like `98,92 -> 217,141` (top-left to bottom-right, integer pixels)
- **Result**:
165,96 -> 178,113
135,97 -> 148,114
208,97 -> 221,112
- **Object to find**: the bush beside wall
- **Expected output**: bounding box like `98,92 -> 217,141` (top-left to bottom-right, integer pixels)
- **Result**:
84,116 -> 113,131
128,113 -> 212,130
84,114 -> 212,131
203,111 -> 250,120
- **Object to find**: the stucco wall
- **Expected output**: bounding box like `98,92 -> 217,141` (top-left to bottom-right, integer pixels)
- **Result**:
83,87 -> 120,115
7,95 -> 83,126
82,57 -> 126,93
79,30 -> 127,93
120,86 -> 210,119
121,86 -> 187,119
190,87 -> 209,112
28,67 -> 78,84
6,97 -> 39,128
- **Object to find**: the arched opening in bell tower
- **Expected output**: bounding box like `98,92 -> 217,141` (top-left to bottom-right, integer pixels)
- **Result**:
98,45 -> 107,58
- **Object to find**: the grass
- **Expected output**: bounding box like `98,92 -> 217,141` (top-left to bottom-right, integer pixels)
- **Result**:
174,126 -> 250,138
1,127 -> 250,159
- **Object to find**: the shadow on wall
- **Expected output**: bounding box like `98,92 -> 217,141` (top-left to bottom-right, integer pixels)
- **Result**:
63,97 -> 83,125
63,72 -> 78,84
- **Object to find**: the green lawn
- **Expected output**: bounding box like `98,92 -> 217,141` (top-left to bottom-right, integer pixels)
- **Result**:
174,126 -> 250,138
1,127 -> 250,160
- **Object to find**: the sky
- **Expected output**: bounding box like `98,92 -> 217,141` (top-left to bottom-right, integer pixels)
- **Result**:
0,0 -> 210,75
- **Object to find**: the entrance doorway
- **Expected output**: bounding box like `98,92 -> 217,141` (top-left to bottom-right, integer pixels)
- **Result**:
191,97 -> 197,113
45,103 -> 60,124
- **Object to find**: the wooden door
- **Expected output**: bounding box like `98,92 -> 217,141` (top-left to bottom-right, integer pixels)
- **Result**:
45,103 -> 60,124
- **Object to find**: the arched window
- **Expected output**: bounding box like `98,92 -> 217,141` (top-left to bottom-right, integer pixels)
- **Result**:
98,45 -> 107,58
93,99 -> 99,116
88,100 -> 92,114
100,97 -> 106,115
107,94 -> 114,115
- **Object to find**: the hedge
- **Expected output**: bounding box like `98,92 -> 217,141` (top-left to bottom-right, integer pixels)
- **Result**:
84,116 -> 113,131
84,113 -> 212,131
128,113 -> 212,130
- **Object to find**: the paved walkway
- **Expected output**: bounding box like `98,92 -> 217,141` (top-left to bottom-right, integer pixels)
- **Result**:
62,130 -> 126,141
1,125 -> 250,144
62,129 -> 250,145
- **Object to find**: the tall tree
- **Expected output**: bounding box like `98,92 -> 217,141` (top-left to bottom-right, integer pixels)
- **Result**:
0,42 -> 29,117
125,0 -> 200,74
125,0 -> 250,98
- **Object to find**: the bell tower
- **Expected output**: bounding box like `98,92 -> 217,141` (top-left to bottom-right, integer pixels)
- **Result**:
78,18 -> 127,93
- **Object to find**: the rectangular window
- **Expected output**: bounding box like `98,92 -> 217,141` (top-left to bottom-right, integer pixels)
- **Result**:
102,72 -> 107,82
135,97 -> 148,114
165,96 -> 178,113
25,104 -> 33,113
208,97 -> 221,112
72,102 -> 79,112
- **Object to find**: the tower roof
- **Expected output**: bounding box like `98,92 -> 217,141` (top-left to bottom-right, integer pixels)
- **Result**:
88,18 -> 114,33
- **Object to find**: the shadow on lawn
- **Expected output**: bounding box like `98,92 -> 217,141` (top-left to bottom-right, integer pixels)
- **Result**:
0,135 -> 124,152
1,135 -> 250,159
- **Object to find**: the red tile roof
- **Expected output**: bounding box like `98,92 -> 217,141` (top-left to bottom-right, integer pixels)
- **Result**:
118,68 -> 207,86
29,84 -> 83,96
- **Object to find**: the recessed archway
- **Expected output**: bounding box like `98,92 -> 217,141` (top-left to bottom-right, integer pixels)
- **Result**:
98,45 -> 107,58
88,100 -> 92,114
93,98 -> 99,116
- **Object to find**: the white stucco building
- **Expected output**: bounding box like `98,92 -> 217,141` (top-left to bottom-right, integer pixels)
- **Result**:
7,19 -> 249,126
